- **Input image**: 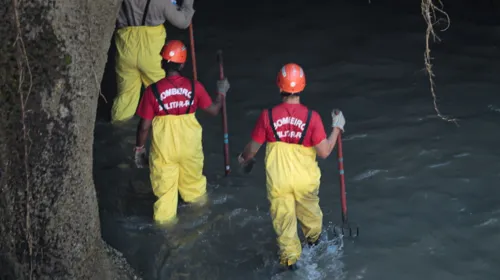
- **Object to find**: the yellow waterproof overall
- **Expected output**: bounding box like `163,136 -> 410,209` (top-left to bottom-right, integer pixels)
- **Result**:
265,109 -> 323,266
149,84 -> 207,225
112,24 -> 167,123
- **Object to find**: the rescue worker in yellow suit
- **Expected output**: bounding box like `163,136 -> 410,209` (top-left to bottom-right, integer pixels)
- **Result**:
237,63 -> 347,270
133,40 -> 231,226
112,0 -> 196,123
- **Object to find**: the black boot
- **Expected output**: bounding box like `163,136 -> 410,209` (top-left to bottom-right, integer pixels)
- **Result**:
287,263 -> 298,271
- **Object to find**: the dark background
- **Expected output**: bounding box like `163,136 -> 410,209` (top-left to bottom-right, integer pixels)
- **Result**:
96,0 -> 500,122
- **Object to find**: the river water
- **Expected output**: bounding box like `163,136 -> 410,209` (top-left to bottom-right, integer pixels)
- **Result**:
94,1 -> 500,279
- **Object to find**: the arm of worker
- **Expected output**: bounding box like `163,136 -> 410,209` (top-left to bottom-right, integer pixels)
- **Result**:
133,89 -> 156,168
201,78 -> 230,116
136,118 -> 152,149
314,110 -> 346,159
203,94 -> 224,116
237,110 -> 266,172
237,141 -> 260,174
164,0 -> 195,29
238,141 -> 262,164
133,118 -> 152,168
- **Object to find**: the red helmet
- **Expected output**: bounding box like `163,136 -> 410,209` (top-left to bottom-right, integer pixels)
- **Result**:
160,40 -> 187,63
276,63 -> 306,94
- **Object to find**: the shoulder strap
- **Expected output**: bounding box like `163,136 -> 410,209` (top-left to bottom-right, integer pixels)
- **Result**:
121,1 -> 132,27
268,108 -> 280,142
141,0 -> 153,26
185,79 -> 196,114
298,109 -> 313,145
151,83 -> 169,114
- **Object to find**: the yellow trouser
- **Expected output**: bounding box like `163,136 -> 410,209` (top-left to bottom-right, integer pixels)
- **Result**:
112,25 -> 167,123
149,113 -> 207,225
265,142 -> 323,266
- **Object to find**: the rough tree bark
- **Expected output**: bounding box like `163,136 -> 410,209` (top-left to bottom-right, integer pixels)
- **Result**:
1,0 -> 137,279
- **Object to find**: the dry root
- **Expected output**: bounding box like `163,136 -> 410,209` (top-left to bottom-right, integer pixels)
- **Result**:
421,0 -> 459,125
11,0 -> 34,278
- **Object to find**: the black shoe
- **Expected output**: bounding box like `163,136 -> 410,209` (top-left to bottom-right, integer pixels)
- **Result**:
287,264 -> 298,271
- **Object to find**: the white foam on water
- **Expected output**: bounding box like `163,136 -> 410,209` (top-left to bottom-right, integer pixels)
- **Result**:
454,153 -> 470,158
476,218 -> 498,227
418,149 -> 440,157
385,176 -> 407,180
212,194 -> 233,205
428,161 -> 451,169
353,169 -> 388,181
488,104 -> 500,113
343,134 -> 368,141
268,225 -> 346,280
238,214 -> 266,227
116,216 -> 155,231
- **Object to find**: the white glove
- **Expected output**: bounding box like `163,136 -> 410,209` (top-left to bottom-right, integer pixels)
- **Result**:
331,109 -> 346,131
134,146 -> 148,168
217,78 -> 230,96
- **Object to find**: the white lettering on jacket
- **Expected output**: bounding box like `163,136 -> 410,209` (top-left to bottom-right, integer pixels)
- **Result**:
156,87 -> 193,111
273,117 -> 306,130
158,100 -> 194,111
277,130 -> 302,139
159,88 -> 192,100
273,116 -> 307,139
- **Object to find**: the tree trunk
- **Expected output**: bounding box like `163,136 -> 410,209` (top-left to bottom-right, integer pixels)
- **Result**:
1,0 -> 137,279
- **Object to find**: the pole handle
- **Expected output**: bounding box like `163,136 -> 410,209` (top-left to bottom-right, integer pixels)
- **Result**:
217,50 -> 231,176
217,50 -> 225,80
189,24 -> 197,81
337,132 -> 348,223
